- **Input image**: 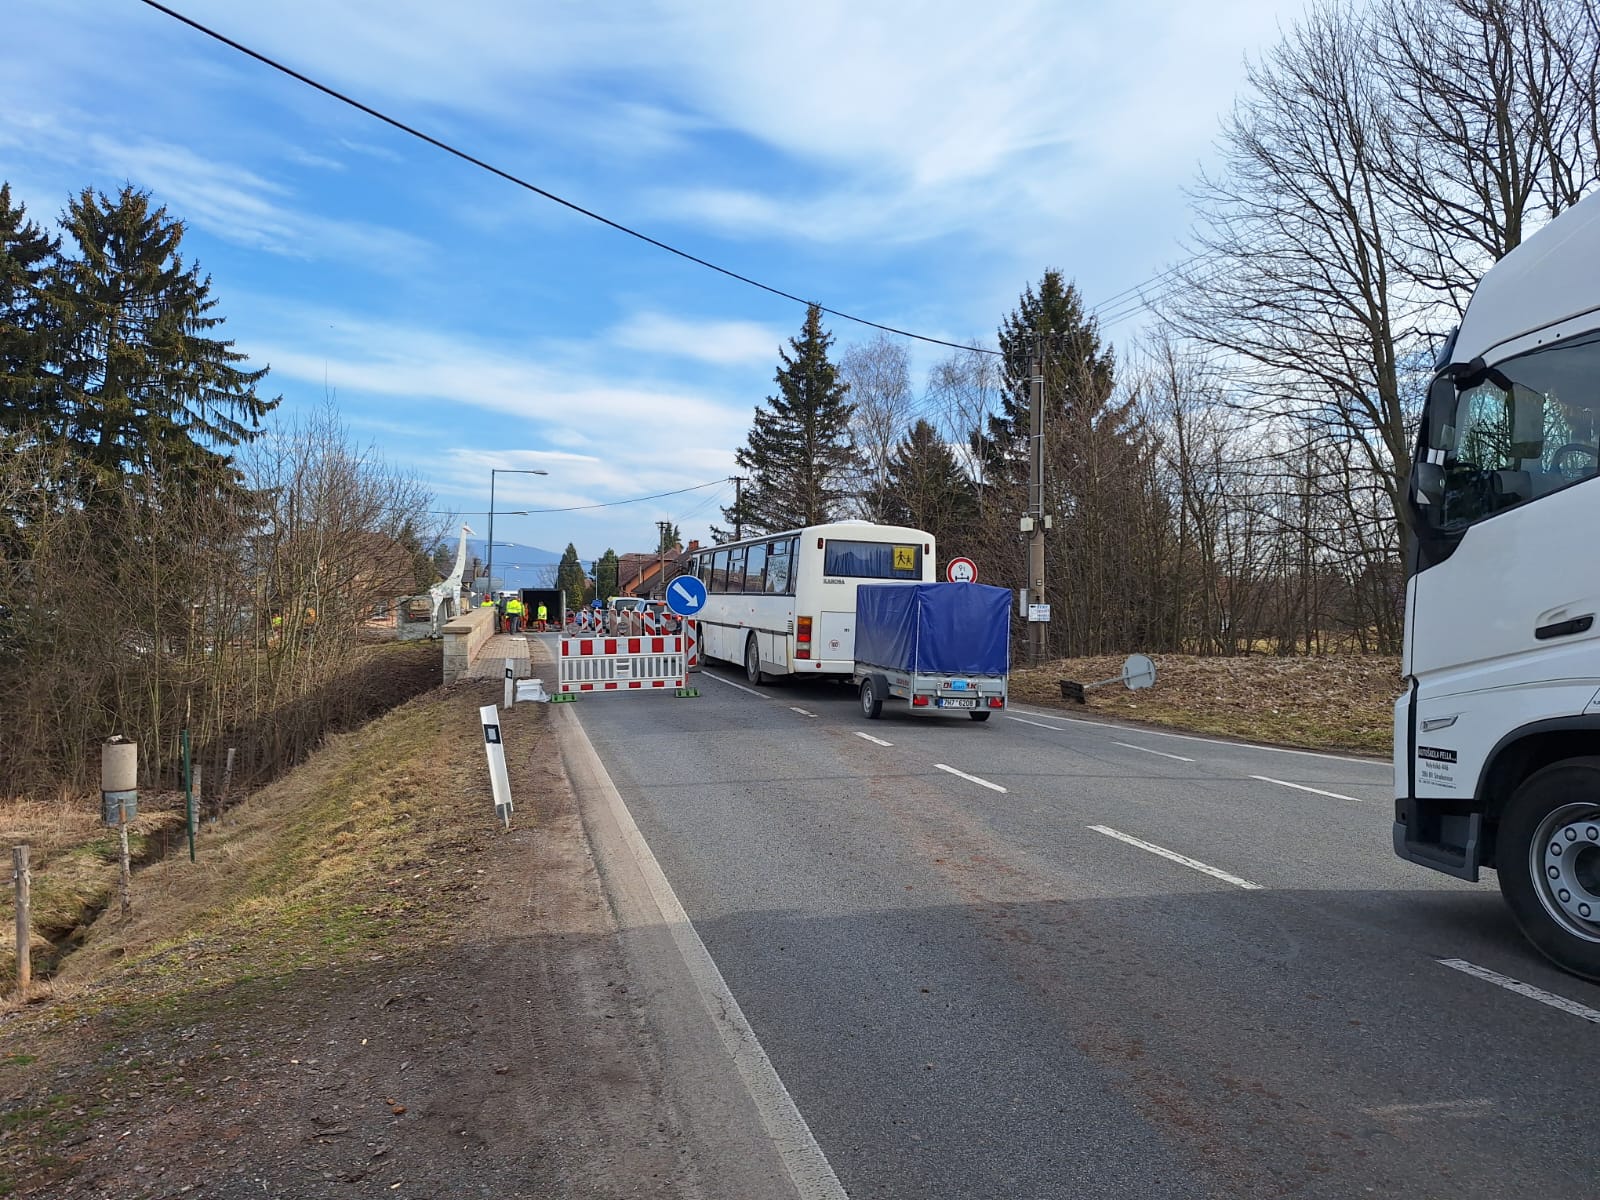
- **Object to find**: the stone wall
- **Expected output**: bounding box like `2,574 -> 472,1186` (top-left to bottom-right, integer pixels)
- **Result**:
441,606 -> 496,682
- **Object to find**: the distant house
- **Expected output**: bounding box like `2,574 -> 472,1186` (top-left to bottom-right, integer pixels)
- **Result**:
617,539 -> 699,599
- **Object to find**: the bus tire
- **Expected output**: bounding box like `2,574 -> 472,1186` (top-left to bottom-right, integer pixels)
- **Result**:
860,676 -> 884,720
1496,756 -> 1600,981
744,635 -> 766,686
969,711 -> 991,722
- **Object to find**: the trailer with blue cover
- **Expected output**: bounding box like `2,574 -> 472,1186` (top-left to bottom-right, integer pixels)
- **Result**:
853,582 -> 1011,722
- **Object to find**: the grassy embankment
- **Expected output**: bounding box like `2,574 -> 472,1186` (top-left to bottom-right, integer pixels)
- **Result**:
1009,654 -> 1399,755
0,673 -> 533,1191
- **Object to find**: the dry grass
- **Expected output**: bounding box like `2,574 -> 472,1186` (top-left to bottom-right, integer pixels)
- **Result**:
1010,653 -> 1401,754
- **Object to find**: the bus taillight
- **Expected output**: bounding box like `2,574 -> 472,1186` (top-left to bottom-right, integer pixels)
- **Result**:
796,615 -> 813,659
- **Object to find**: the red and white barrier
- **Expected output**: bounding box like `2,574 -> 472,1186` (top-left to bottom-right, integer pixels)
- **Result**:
557,633 -> 687,696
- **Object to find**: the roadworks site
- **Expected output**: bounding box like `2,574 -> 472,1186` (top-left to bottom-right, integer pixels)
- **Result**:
0,651 -> 1398,1197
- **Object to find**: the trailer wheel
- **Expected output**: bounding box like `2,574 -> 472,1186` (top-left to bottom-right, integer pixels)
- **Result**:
1497,756 -> 1600,981
744,635 -> 766,686
860,676 -> 884,720
969,711 -> 991,723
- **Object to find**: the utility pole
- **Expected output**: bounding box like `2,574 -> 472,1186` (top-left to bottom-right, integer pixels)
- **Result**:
656,520 -> 672,598
1027,335 -> 1048,667
731,476 -> 747,541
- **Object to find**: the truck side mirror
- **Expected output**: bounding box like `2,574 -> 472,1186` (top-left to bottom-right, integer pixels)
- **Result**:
1413,461 -> 1446,506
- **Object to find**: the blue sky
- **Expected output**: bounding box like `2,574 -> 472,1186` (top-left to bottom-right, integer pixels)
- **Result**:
4,0 -> 1293,559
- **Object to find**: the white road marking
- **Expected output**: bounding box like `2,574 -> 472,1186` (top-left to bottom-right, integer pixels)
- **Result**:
556,708 -> 848,1198
789,706 -> 817,718
1004,715 -> 1070,732
854,731 -> 893,746
1089,825 -> 1263,890
1112,741 -> 1195,763
699,671 -> 768,699
1250,775 -> 1363,802
1006,706 -> 1383,767
934,763 -> 1008,793
1437,958 -> 1600,1023
1359,1099 -> 1497,1122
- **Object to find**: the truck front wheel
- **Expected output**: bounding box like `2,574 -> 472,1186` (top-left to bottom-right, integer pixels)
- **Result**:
1497,757 -> 1600,981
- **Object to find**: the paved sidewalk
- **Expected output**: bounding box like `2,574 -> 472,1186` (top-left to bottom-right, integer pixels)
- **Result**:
467,631 -> 532,678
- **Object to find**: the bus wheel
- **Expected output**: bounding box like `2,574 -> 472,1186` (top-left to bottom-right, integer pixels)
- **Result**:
1497,757 -> 1600,981
969,711 -> 991,722
860,676 -> 884,719
745,635 -> 766,686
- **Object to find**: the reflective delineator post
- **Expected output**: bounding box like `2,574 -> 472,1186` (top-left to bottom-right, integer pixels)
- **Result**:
503,657 -> 515,710
480,705 -> 514,829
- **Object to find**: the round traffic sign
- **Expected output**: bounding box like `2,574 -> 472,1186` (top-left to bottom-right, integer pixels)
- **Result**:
665,573 -> 708,616
945,556 -> 978,583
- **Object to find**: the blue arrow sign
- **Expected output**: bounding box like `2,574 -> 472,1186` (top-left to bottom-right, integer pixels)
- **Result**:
666,574 -> 708,616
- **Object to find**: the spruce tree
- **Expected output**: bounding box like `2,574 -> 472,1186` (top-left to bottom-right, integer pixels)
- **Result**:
595,548 -> 620,601
556,542 -> 586,613
0,184 -> 60,435
883,419 -> 977,551
50,186 -> 278,487
720,304 -> 854,535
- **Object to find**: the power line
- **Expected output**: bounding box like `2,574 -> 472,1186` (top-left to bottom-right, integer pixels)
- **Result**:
429,477 -> 728,517
136,0 -> 1002,357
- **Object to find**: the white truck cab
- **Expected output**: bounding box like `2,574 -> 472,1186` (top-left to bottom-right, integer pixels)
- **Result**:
1396,188 -> 1600,979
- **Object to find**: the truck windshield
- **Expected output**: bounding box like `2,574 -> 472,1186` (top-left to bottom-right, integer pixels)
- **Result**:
1414,329 -> 1600,536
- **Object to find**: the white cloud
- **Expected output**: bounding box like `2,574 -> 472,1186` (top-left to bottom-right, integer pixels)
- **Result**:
610,312 -> 785,366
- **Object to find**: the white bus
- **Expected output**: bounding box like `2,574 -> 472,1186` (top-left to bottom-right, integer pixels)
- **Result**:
684,521 -> 937,683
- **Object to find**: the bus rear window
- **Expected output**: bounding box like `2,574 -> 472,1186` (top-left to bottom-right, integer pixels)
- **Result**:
823,540 -> 922,579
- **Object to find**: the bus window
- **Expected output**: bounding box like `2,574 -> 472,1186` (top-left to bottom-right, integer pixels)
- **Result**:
744,542 -> 767,592
765,539 -> 793,594
697,555 -> 711,585
711,550 -> 730,592
824,539 -> 922,580
726,546 -> 746,593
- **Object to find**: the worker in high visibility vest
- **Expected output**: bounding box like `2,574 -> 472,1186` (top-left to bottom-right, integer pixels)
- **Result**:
536,602 -> 548,631
505,595 -> 524,634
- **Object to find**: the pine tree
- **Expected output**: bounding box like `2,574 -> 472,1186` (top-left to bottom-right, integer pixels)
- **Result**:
883,419 -> 977,552
720,304 -> 854,535
556,542 -> 586,613
50,186 -> 277,487
656,524 -> 680,554
595,548 -> 619,600
0,184 -> 60,435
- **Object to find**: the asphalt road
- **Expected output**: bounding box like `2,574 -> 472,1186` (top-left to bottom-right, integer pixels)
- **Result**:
557,647 -> 1600,1199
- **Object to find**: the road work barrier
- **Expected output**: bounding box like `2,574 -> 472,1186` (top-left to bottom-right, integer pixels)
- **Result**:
555,630 -> 699,700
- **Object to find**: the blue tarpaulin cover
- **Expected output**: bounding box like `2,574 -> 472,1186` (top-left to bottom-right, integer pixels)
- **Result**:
855,583 -> 1011,676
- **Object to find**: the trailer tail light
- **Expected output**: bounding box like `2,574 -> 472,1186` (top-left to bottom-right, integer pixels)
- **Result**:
988,697 -> 1005,708
912,694 -> 930,706
796,615 -> 813,659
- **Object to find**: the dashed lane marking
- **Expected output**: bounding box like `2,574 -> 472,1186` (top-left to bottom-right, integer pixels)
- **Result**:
789,706 -> 817,718
855,732 -> 893,746
934,763 -> 1008,793
1089,825 -> 1263,890
1112,741 -> 1195,763
1437,958 -> 1600,1024
1250,775 -> 1363,802
1004,715 -> 1070,732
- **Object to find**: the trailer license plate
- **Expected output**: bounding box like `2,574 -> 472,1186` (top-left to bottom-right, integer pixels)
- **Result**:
939,697 -> 977,709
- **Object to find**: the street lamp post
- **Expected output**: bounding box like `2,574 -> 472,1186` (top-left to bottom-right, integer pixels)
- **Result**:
487,469 -> 548,599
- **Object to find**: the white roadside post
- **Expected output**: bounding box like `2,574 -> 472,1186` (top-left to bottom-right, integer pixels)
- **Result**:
503,656 -> 515,710
480,704 -> 514,829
